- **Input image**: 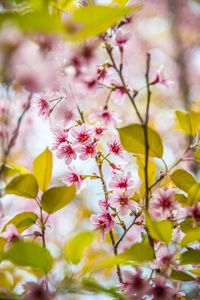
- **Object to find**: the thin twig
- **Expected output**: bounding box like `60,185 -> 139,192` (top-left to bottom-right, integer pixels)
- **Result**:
0,93 -> 32,178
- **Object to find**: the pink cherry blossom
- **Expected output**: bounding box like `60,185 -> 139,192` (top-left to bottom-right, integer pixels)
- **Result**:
150,186 -> 180,217
51,126 -> 68,150
115,30 -> 132,47
148,275 -> 176,300
110,161 -> 128,174
109,171 -> 134,191
92,121 -> 106,139
89,106 -> 122,126
1,224 -> 22,242
23,280 -> 53,300
90,208 -> 116,241
76,141 -> 98,160
187,201 -> 200,227
33,97 -> 51,119
71,123 -> 93,146
110,189 -> 136,216
122,268 -> 151,299
62,166 -> 85,194
56,142 -> 77,165
151,66 -> 173,88
107,135 -> 126,159
53,100 -> 77,127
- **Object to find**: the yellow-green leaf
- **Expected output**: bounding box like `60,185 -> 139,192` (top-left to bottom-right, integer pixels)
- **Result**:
136,156 -> 156,185
117,124 -> 163,158
0,237 -> 7,263
181,226 -> 200,247
5,174 -> 38,199
0,272 -> 13,290
188,268 -> 200,276
130,192 -> 140,203
4,241 -> 52,273
2,212 -> 38,234
146,213 -> 173,245
171,169 -> 197,193
71,5 -> 140,40
176,110 -> 200,136
169,269 -> 195,281
179,248 -> 200,266
188,183 -> 200,206
33,148 -> 52,192
110,0 -> 129,8
41,185 -> 76,214
195,148 -> 200,162
4,162 -> 31,176
64,231 -> 95,264
49,0 -> 76,11
174,194 -> 187,206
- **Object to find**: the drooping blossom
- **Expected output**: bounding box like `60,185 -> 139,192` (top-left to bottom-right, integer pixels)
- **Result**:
151,66 -> 172,88
122,268 -> 151,299
23,280 -> 53,300
62,166 -> 85,194
148,275 -> 176,300
34,97 -> 51,119
71,123 -> 93,146
110,161 -> 128,174
56,142 -> 77,165
90,208 -> 116,241
109,171 -> 134,191
1,224 -> 22,242
51,126 -> 68,150
92,121 -> 106,139
110,189 -> 136,216
187,201 -> 200,227
76,141 -> 98,160
89,106 -> 122,126
107,135 -> 126,159
150,186 -> 180,217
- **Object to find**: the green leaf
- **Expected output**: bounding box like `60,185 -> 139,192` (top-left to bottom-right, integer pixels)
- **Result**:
169,269 -> 195,281
0,237 -> 7,263
136,156 -> 156,185
2,166 -> 19,177
117,124 -> 163,158
188,183 -> 200,206
71,5 -> 140,40
5,174 -> 38,199
181,226 -> 200,247
179,248 -> 200,266
171,169 -> 197,193
4,162 -> 31,176
33,148 -> 52,192
176,110 -> 200,136
130,192 -> 140,203
180,218 -> 194,234
2,212 -> 38,234
174,194 -> 187,206
110,0 -> 129,7
146,213 -> 173,245
4,241 -> 52,273
41,185 -> 76,214
195,148 -> 200,162
64,231 -> 95,264
49,0 -> 76,10
188,268 -> 200,276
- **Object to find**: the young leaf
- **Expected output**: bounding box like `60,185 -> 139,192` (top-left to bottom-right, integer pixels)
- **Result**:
195,148 -> 200,162
179,248 -> 200,266
188,268 -> 200,277
171,169 -> 197,193
4,162 -> 31,176
41,185 -> 76,214
176,110 -> 200,136
33,148 -> 52,192
71,5 -> 140,40
169,269 -> 195,281
146,213 -> 173,245
136,156 -> 156,185
117,124 -> 163,158
49,0 -> 76,11
174,194 -> 187,206
5,174 -> 38,199
180,226 -> 200,247
4,241 -> 52,273
188,183 -> 200,206
2,212 -> 38,234
64,231 -> 95,264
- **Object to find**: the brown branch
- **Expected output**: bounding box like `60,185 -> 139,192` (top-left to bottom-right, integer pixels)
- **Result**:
0,92 -> 32,178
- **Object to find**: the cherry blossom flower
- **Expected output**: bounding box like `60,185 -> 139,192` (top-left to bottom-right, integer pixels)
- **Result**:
109,171 -> 134,191
110,161 -> 128,174
76,141 -> 98,160
71,123 -> 93,146
122,268 -> 151,299
92,121 -> 106,139
110,189 -> 136,216
148,275 -> 176,300
151,66 -> 172,88
107,135 -> 126,159
34,97 -> 51,119
187,201 -> 200,227
56,142 -> 77,165
62,166 -> 85,194
51,126 -> 68,151
23,280 -> 53,300
115,30 -> 132,47
89,106 -> 122,126
150,186 -> 180,217
1,224 -> 22,242
90,208 -> 116,241
53,100 -> 76,127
